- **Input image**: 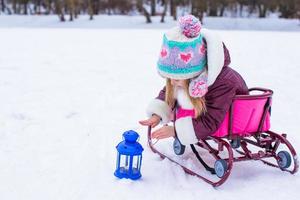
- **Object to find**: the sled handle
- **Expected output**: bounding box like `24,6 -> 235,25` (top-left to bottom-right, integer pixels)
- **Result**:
234,87 -> 273,100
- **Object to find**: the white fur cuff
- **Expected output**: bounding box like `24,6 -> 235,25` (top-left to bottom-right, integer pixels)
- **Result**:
146,99 -> 171,124
175,117 -> 199,145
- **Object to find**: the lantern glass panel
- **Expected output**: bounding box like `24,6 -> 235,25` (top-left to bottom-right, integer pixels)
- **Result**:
119,154 -> 130,173
132,155 -> 138,173
138,155 -> 142,171
116,153 -> 120,169
132,155 -> 142,175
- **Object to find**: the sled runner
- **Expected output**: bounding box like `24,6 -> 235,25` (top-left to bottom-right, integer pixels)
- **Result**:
147,88 -> 299,187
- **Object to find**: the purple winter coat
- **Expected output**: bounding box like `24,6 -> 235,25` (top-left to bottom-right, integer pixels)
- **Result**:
156,45 -> 249,140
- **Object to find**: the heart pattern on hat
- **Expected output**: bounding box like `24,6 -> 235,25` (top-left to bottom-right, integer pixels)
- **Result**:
179,52 -> 193,63
160,48 -> 168,58
199,44 -> 206,55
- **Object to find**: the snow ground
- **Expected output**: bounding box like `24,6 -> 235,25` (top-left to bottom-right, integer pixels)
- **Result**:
0,16 -> 300,200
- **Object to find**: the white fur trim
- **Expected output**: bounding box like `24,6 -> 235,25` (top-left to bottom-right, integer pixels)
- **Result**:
175,117 -> 198,145
201,29 -> 225,86
146,99 -> 171,124
176,88 -> 193,109
174,88 -> 198,145
158,69 -> 201,80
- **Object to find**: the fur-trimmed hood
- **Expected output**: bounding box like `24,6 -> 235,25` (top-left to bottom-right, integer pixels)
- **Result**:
200,28 -> 231,87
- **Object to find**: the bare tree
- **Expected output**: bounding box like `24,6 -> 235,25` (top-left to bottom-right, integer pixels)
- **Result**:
257,0 -> 267,17
89,0 -> 100,16
297,0 -> 300,22
150,0 -> 156,16
219,0 -> 237,17
191,0 -> 207,23
67,0 -> 75,21
33,0 -> 42,14
88,0 -> 94,20
1,0 -> 300,20
160,0 -> 168,22
137,0 -> 152,23
55,0 -> 65,21
12,0 -> 17,14
279,0 -> 298,18
236,0 -> 247,17
1,0 -> 6,13
74,0 -> 80,18
45,0 -> 53,14
170,0 -> 177,20
207,0 -> 218,16
20,0 -> 29,15
170,0 -> 174,16
255,0 -> 277,18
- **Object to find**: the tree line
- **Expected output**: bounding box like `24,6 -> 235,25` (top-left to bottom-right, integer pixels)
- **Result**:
0,0 -> 299,22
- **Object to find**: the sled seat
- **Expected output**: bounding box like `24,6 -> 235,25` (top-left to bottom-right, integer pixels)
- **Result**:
212,88 -> 273,138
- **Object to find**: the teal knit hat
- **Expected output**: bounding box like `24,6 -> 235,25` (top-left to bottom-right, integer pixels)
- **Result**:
157,15 -> 207,80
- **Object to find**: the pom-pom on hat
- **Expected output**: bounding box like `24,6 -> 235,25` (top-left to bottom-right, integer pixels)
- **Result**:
179,15 -> 202,38
157,15 -> 207,80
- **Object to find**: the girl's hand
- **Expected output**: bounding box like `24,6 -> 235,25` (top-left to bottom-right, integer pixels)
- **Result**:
139,114 -> 161,128
151,125 -> 175,139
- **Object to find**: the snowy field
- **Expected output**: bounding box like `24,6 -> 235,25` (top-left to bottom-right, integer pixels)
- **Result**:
0,16 -> 300,200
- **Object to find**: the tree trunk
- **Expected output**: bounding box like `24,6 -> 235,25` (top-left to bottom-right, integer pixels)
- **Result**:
208,0 -> 218,17
151,0 -> 156,16
74,0 -> 79,19
170,0 -> 174,16
34,0 -> 37,14
24,1 -> 28,15
137,0 -> 152,23
258,4 -> 266,18
55,0 -> 65,21
220,4 -> 226,17
239,4 -> 243,17
191,0 -> 205,23
68,0 -> 75,21
171,0 -> 177,20
93,0 -> 100,15
12,0 -> 17,14
45,0 -> 52,14
36,0 -> 42,14
160,0 -> 168,23
88,0 -> 94,20
1,0 -> 5,13
143,6 -> 152,23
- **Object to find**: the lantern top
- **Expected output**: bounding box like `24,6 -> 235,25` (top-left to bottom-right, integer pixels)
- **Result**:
123,130 -> 139,143
116,130 -> 144,155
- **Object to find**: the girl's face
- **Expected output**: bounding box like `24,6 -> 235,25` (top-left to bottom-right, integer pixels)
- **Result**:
170,79 -> 186,88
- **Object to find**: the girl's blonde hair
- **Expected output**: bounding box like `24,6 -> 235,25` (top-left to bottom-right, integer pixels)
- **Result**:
165,78 -> 207,118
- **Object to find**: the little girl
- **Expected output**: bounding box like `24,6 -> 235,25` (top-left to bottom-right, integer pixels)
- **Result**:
139,15 -> 248,145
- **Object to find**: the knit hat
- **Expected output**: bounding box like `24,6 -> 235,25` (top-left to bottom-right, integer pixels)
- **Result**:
157,15 -> 208,97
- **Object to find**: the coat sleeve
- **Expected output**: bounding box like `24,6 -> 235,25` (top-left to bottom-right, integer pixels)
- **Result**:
192,83 -> 237,140
146,87 -> 172,124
